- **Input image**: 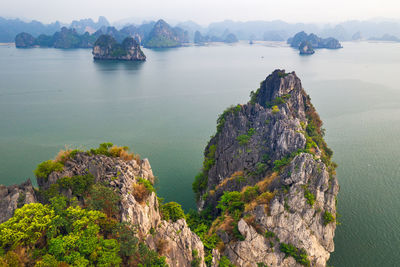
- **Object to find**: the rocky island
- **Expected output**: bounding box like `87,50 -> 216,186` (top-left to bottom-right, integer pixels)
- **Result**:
92,34 -> 146,61
143,19 -> 189,48
288,31 -> 342,54
299,41 -> 315,55
0,70 -> 338,266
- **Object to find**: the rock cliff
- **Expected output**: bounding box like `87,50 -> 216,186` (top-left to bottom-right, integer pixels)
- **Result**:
192,69 -> 339,266
0,146 -> 203,266
0,179 -> 36,223
92,34 -> 146,61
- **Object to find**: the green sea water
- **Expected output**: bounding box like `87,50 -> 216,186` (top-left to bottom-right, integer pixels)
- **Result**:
0,41 -> 399,266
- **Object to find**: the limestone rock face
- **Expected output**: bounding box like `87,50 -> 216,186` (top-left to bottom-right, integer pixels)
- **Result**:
196,70 -> 339,266
36,152 -> 204,266
92,34 -> 146,61
0,179 -> 36,223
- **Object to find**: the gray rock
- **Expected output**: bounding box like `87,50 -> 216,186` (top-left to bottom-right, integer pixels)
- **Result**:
0,179 -> 36,223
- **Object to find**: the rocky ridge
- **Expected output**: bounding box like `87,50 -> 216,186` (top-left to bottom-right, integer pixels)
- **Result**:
288,31 -> 342,50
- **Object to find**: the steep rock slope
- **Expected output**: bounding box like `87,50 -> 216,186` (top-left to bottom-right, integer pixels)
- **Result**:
193,70 -> 339,267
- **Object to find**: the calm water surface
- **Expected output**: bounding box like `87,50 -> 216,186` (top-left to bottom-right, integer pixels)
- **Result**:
1,41 -> 400,266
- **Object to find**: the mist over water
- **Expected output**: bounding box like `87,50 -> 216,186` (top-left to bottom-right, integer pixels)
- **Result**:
0,41 -> 400,265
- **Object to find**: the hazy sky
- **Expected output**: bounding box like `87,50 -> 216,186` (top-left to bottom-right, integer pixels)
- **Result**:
1,0 -> 400,25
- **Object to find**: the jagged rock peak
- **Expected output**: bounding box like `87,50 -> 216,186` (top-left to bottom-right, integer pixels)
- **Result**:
192,70 -> 338,267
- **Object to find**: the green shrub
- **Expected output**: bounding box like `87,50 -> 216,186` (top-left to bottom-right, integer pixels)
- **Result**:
192,172 -> 207,199
57,173 -> 95,197
218,256 -> 235,267
243,186 -> 259,202
191,250 -> 201,267
280,243 -> 310,266
87,184 -> 121,218
217,191 -> 244,216
236,128 -> 256,145
265,231 -> 275,239
272,105 -> 280,114
137,178 -> 155,192
160,202 -> 185,222
323,211 -> 335,225
34,160 -> 64,179
304,188 -> 315,206
0,203 -> 54,249
137,242 -> 167,266
273,155 -> 291,172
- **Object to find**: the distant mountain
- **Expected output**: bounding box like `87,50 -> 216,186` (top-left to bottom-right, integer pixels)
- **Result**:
194,29 -> 238,44
70,16 -> 110,34
369,34 -> 400,42
288,31 -> 342,49
0,17 -> 61,42
143,19 -> 188,48
15,27 -> 97,48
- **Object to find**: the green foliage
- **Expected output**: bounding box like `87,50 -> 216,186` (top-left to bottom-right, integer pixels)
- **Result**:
137,178 -> 155,193
243,186 -> 259,202
236,128 -> 256,145
16,192 -> 25,208
57,173 -> 95,197
279,243 -> 310,266
218,256 -> 236,267
273,155 -> 292,172
217,105 -> 240,134
89,142 -> 114,156
217,191 -> 244,217
304,188 -> 316,206
265,231 -> 275,239
271,105 -> 280,114
249,87 -> 261,105
323,211 -> 335,225
0,203 -> 54,249
160,202 -> 185,222
277,71 -> 289,78
137,242 -> 167,266
86,184 -> 121,218
192,172 -> 208,200
34,160 -> 64,179
203,144 -> 217,172
191,250 -> 201,267
266,94 -> 291,108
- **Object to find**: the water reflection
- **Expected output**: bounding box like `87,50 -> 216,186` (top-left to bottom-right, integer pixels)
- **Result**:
93,59 -> 145,72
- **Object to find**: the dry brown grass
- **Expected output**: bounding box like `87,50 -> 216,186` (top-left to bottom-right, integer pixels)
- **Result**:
215,171 -> 244,190
256,172 -> 278,192
216,241 -> 226,252
109,146 -> 135,161
132,183 -> 150,204
54,145 -> 73,163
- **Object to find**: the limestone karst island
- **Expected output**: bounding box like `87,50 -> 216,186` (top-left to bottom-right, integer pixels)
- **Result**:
0,70 -> 338,266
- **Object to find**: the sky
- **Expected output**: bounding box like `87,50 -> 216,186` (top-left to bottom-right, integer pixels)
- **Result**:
1,0 -> 400,25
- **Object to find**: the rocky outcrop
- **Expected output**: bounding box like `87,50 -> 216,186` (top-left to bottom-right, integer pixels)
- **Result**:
0,179 -> 36,223
92,34 -> 146,61
17,151 -> 203,266
194,70 -> 339,266
15,32 -> 36,48
299,41 -> 315,55
143,19 -> 189,48
288,31 -> 342,50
